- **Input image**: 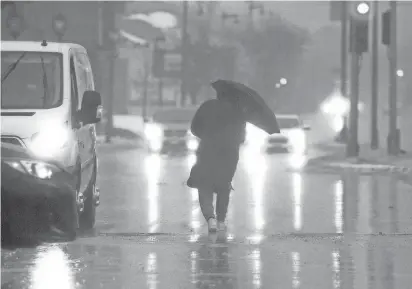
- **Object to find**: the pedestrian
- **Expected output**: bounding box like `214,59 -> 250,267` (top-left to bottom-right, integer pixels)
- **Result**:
187,88 -> 246,232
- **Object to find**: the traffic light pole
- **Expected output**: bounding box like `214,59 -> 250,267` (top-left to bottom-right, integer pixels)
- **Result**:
347,16 -> 361,157
371,1 -> 379,149
348,51 -> 360,157
387,1 -> 399,155
103,2 -> 116,143
340,1 -> 349,143
180,1 -> 189,107
106,52 -> 115,143
142,55 -> 149,120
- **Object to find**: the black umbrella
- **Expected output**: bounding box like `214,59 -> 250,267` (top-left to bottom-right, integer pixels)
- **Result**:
211,79 -> 280,134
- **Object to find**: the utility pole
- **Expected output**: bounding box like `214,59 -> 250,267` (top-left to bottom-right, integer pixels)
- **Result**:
348,30 -> 361,157
371,1 -> 379,149
158,77 -> 163,107
387,1 -> 399,155
154,38 -> 164,107
340,1 -> 349,143
180,1 -> 189,107
102,2 -> 116,143
142,53 -> 150,120
347,2 -> 370,157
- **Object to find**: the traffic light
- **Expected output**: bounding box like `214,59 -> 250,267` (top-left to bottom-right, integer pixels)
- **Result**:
349,1 -> 370,54
382,9 -> 390,46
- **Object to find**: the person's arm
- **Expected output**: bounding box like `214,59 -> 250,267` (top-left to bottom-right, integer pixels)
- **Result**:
191,101 -> 211,139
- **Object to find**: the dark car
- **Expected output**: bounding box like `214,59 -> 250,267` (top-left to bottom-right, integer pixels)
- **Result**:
1,143 -> 91,242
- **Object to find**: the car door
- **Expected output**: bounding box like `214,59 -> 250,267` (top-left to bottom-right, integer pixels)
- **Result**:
69,52 -> 82,169
71,51 -> 92,193
76,52 -> 96,178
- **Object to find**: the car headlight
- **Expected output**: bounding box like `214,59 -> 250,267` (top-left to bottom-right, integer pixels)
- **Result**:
187,138 -> 199,151
4,160 -> 60,179
332,116 -> 344,132
30,124 -> 70,158
246,123 -> 266,147
144,123 -> 163,141
286,129 -> 306,151
321,96 -> 349,116
148,139 -> 163,152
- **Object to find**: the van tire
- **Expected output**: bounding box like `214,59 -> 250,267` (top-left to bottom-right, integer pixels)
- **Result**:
63,162 -> 81,240
79,161 -> 97,230
65,193 -> 78,241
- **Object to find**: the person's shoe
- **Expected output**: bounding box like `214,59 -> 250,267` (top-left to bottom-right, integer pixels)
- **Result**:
208,218 -> 217,232
217,221 -> 226,231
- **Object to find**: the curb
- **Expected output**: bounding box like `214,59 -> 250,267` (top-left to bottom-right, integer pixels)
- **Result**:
96,136 -> 142,147
96,127 -> 143,146
318,162 -> 411,173
305,158 -> 412,185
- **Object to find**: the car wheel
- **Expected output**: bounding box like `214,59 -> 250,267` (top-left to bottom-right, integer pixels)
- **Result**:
64,195 -> 78,241
55,168 -> 79,241
79,163 -> 96,230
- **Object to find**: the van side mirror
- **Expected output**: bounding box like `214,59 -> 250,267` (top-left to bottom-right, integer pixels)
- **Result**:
80,90 -> 102,125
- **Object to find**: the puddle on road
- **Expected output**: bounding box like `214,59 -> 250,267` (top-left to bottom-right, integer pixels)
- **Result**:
2,232 -> 412,289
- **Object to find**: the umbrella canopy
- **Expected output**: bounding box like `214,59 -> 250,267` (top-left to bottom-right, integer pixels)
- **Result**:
211,80 -> 280,135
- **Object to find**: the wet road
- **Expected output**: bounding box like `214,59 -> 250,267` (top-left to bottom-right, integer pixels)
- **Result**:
2,144 -> 412,289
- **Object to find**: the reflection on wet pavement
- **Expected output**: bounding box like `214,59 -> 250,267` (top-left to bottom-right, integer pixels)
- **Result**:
3,235 -> 412,289
2,147 -> 412,288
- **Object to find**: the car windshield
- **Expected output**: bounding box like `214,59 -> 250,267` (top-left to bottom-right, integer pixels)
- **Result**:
278,117 -> 301,129
153,109 -> 196,124
1,51 -> 63,109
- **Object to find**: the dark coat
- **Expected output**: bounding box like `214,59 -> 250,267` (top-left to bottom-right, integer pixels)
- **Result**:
187,98 -> 246,191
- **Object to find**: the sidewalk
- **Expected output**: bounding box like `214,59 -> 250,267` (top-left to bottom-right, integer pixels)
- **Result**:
96,115 -> 144,139
308,143 -> 412,183
96,114 -> 144,147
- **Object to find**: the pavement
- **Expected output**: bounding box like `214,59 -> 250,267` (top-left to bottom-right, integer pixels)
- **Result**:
307,142 -> 412,186
2,142 -> 412,288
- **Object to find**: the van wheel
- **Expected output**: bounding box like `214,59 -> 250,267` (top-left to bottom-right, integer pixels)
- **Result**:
79,165 -> 96,230
65,195 -> 78,241
62,166 -> 80,240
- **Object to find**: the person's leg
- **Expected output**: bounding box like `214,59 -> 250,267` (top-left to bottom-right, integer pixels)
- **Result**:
197,187 -> 215,221
216,186 -> 231,223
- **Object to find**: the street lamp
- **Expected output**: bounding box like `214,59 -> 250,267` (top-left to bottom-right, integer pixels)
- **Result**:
154,36 -> 166,107
396,69 -> 404,78
350,1 -> 371,21
356,2 -> 370,14
52,13 -> 67,42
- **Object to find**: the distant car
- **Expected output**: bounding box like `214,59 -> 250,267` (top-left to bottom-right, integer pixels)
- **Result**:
245,114 -> 310,153
1,143 -> 97,242
144,107 -> 199,153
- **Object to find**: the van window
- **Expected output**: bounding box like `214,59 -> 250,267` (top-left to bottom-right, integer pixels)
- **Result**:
73,53 -> 88,106
70,56 -> 79,112
79,53 -> 95,91
1,51 -> 63,109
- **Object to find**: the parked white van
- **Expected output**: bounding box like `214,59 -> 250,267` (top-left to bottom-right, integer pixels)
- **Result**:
1,40 -> 102,230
